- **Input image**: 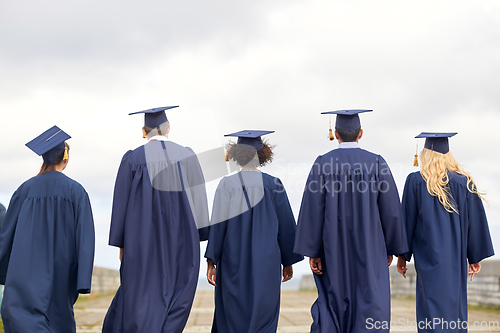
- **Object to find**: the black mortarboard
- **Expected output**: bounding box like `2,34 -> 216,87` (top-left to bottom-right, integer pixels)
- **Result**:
129,106 -> 179,128
26,126 -> 71,165
224,130 -> 274,150
415,132 -> 457,154
321,109 -> 373,132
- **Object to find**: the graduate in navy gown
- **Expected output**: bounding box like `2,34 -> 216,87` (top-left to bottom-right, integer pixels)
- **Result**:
205,130 -> 304,333
294,110 -> 408,333
0,126 -> 95,333
102,106 -> 209,333
397,133 -> 494,333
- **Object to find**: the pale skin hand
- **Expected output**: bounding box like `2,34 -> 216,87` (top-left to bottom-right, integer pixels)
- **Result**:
207,259 -> 217,287
397,255 -> 407,278
282,266 -> 293,282
310,257 -> 323,275
469,262 -> 481,281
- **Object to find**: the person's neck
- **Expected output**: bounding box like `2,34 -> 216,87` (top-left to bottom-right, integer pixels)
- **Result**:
52,164 -> 65,172
241,166 -> 259,172
148,134 -> 168,141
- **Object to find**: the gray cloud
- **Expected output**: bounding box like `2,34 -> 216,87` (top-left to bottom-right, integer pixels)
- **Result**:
1,0 -> 295,65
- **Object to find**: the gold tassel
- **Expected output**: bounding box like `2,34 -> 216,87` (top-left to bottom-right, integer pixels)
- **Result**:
63,147 -> 69,161
413,141 -> 419,166
142,127 -> 147,138
328,115 -> 334,141
225,149 -> 229,162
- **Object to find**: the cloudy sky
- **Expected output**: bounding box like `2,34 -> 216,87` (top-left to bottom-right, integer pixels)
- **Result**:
1,0 -> 499,278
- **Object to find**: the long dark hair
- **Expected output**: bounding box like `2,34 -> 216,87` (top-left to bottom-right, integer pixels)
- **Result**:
37,142 -> 70,176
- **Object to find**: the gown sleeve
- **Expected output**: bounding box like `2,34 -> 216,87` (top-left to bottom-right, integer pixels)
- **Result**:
274,178 -> 304,267
75,190 -> 96,294
204,180 -> 229,264
109,151 -> 134,248
0,188 -> 27,284
294,156 -> 326,258
377,156 -> 408,256
0,204 -> 5,229
185,147 -> 210,241
466,190 -> 494,264
402,173 -> 418,261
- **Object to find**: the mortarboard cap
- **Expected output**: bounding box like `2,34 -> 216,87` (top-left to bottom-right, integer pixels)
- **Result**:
129,106 -> 179,128
26,126 -> 71,165
224,130 -> 274,150
321,109 -> 373,132
415,132 -> 457,154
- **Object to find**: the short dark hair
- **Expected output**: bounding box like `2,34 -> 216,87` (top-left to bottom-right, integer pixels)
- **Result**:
227,141 -> 274,167
335,127 -> 361,142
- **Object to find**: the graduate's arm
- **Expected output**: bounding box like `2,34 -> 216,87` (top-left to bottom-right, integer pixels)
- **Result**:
274,178 -> 304,268
294,156 -> 326,259
397,255 -> 408,278
109,151 -> 134,248
377,156 -> 409,257
466,190 -> 494,265
468,262 -> 481,281
401,173 -> 419,261
309,257 -> 323,275
0,189 -> 26,284
282,265 -> 293,282
207,259 -> 217,286
184,148 -> 210,241
75,191 -> 96,294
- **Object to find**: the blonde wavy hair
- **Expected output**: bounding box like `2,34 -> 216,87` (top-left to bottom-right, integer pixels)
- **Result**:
419,148 -> 486,214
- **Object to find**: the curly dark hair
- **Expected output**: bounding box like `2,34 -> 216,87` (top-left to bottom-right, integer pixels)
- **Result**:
226,140 -> 274,167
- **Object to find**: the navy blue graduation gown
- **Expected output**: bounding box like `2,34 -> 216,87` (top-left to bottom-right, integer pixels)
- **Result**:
205,171 -> 303,333
0,171 -> 95,333
294,147 -> 408,333
402,171 -> 494,333
102,140 -> 209,333
0,203 -> 5,228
